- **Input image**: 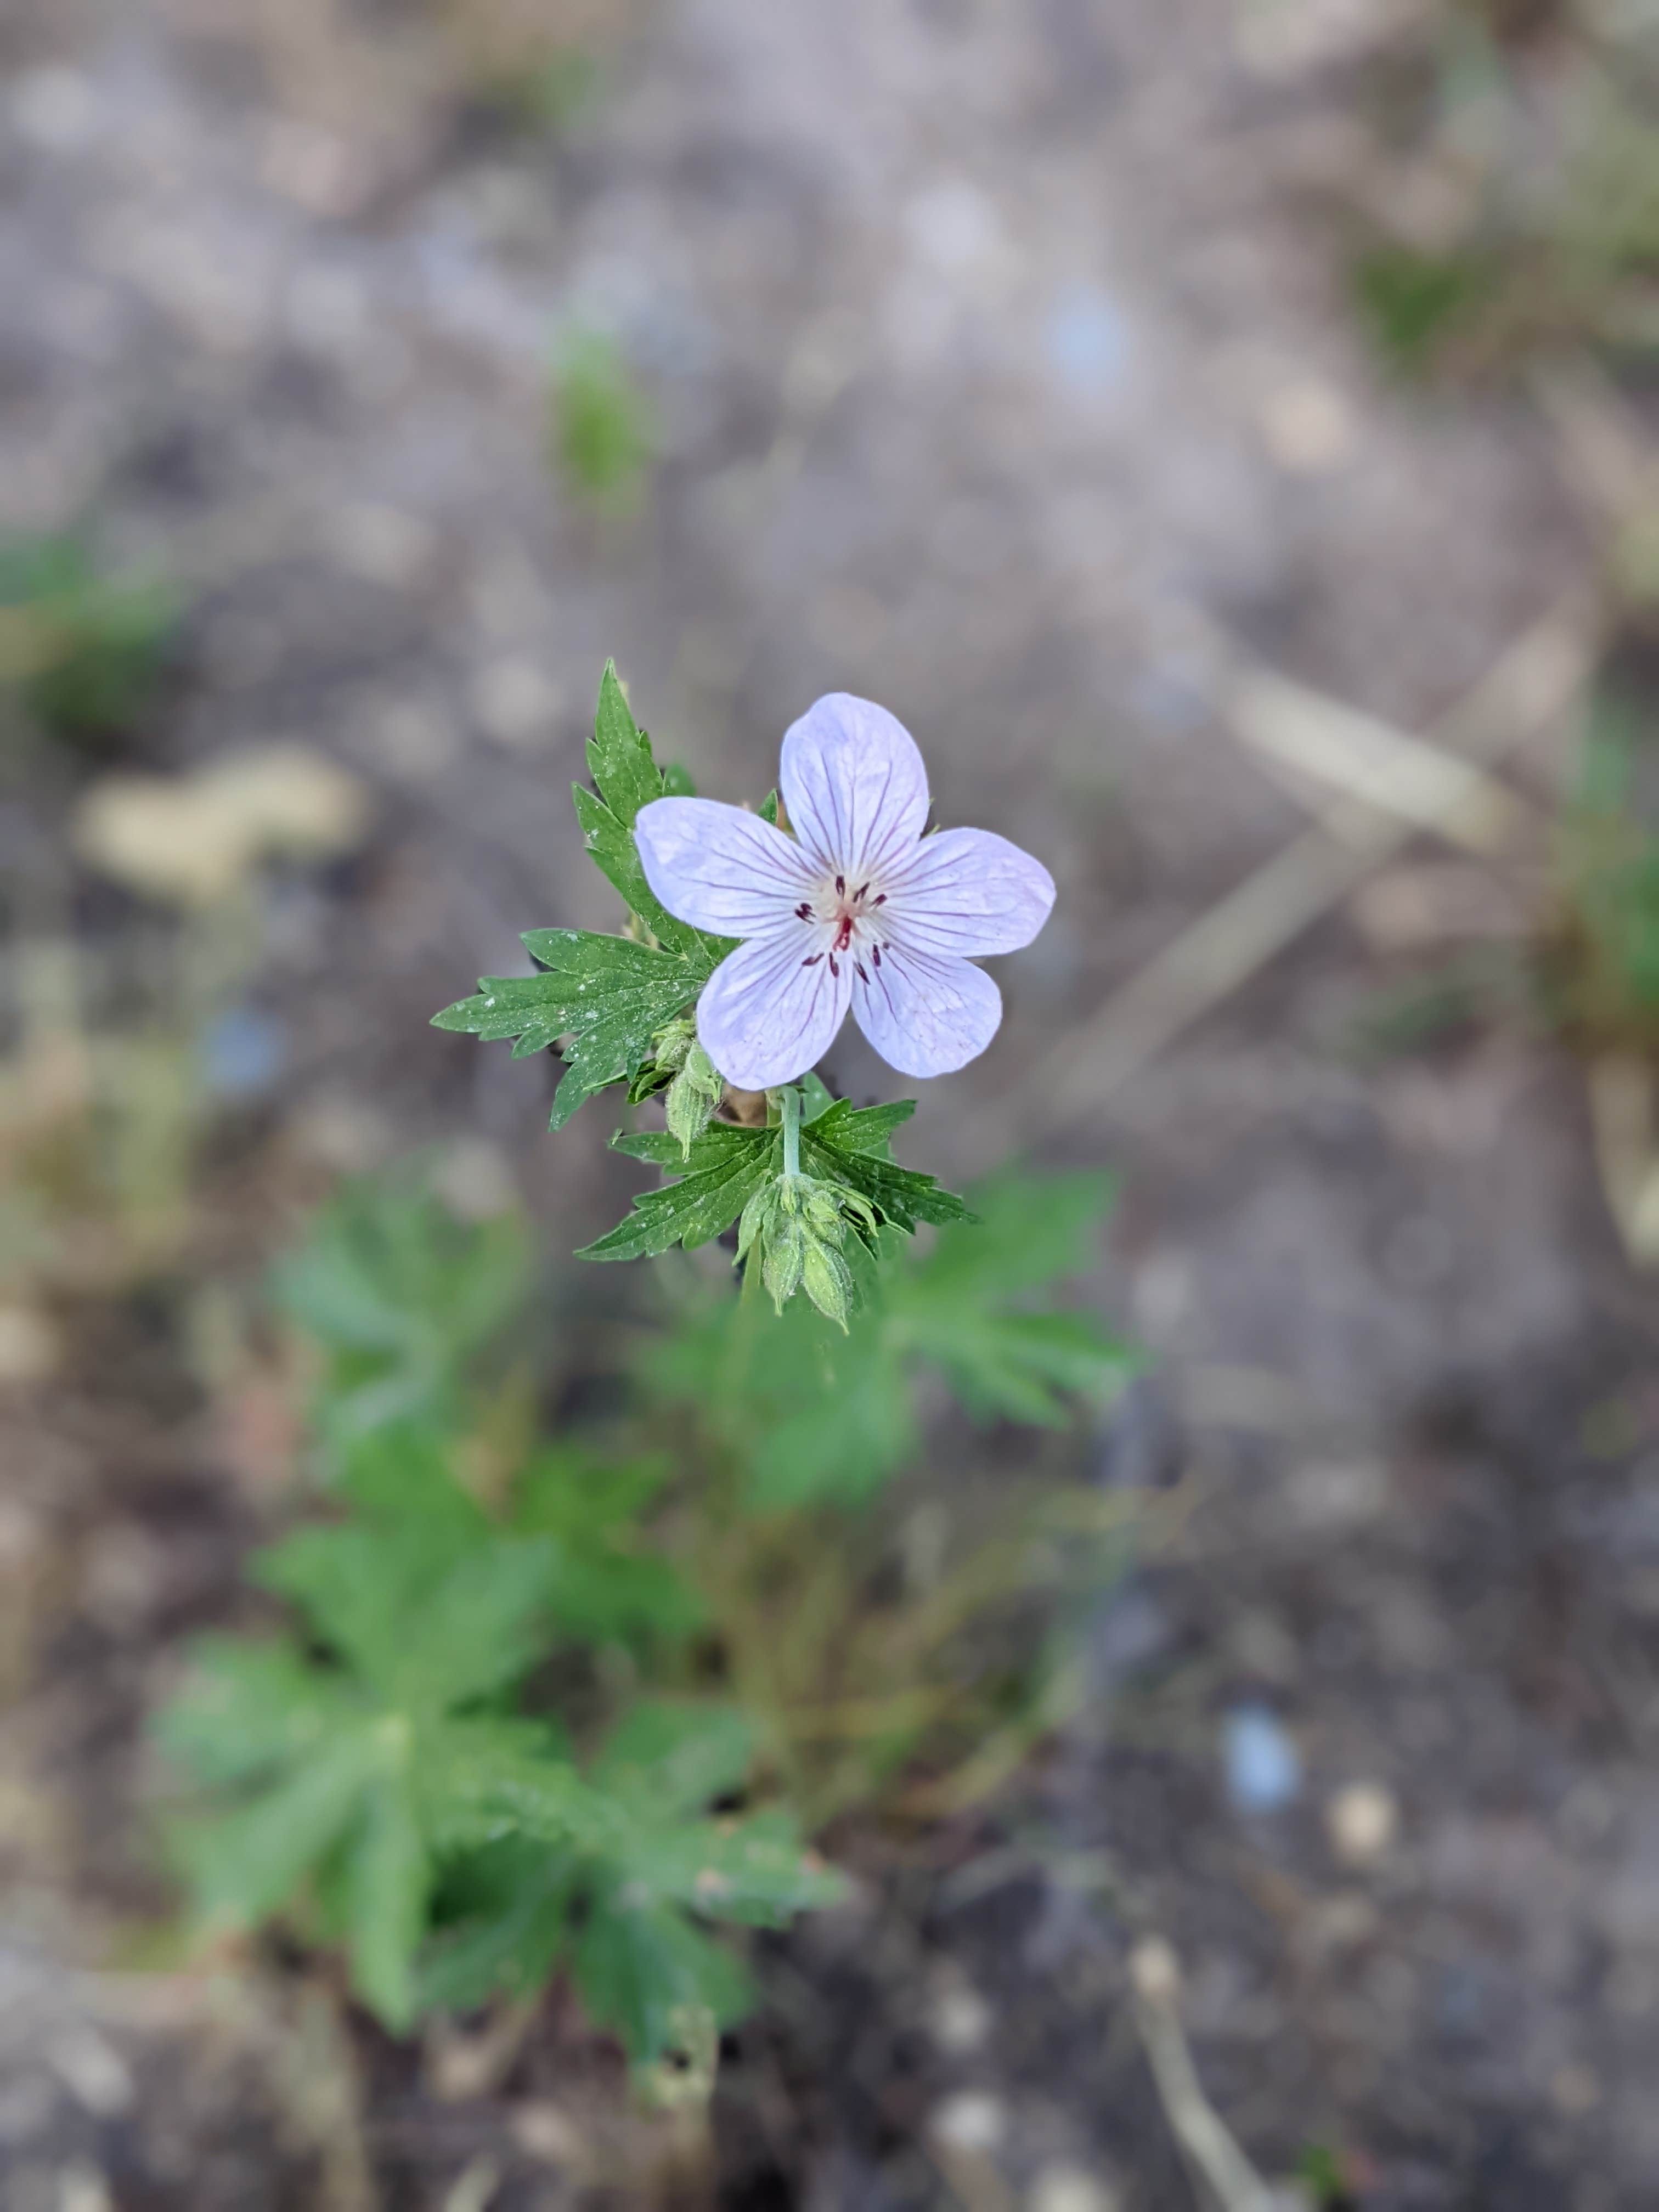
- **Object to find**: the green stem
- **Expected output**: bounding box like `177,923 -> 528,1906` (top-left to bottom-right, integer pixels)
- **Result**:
780,1084 -> 802,1180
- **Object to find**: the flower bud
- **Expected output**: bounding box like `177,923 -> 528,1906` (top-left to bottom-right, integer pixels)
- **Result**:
801,1237 -> 855,1330
762,1215 -> 808,1311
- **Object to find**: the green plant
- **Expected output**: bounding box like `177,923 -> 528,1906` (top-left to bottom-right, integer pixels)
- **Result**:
548,331 -> 656,516
271,1163 -> 533,1464
0,532 -> 178,749
159,1139 -> 1132,2044
159,1421 -> 836,2055
168,656 -> 1129,2074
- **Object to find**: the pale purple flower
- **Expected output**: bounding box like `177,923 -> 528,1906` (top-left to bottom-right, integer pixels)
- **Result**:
634,693 -> 1056,1091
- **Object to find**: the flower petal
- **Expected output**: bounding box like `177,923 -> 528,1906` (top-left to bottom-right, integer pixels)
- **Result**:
696,929 -> 852,1090
635,798 -> 817,936
849,943 -> 1001,1079
881,826 -> 1056,958
780,694 -> 929,881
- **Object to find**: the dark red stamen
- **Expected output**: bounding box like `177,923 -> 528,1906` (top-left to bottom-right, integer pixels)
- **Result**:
795,901 -> 812,919
835,874 -> 845,895
828,954 -> 839,977
854,882 -> 868,902
855,962 -> 868,981
871,945 -> 882,967
802,952 -> 823,967
872,892 -> 887,906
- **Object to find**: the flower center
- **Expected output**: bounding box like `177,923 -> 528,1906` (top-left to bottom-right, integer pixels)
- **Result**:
794,873 -> 889,979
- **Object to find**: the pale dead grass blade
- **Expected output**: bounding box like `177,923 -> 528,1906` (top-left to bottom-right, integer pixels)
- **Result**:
966,597 -> 1594,1161
1228,665 -> 1532,852
1589,1056 -> 1659,1267
1130,1939 -> 1284,2212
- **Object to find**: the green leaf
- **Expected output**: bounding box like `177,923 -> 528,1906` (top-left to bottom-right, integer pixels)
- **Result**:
422,1838 -> 580,2011
413,1717 -> 624,1856
888,1169 -> 1131,1424
272,1170 -> 529,1453
592,1701 -> 757,1819
574,1888 -> 753,2063
345,1776 -> 430,2030
335,1425 -> 493,1548
174,1729 -> 372,1927
799,1099 -> 974,1234
899,1307 -> 1130,1425
511,1447 -> 703,1646
907,1166 -> 1116,1300
590,1095 -> 970,1265
156,1640 -> 360,1789
435,929 -> 720,1132
254,1526 -> 554,1714
579,1122 -> 781,1261
618,1807 -> 846,1926
574,663 -> 728,962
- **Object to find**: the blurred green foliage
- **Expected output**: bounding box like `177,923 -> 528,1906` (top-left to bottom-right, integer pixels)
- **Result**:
0,533 -> 178,751
1349,9 -> 1659,379
160,1155 -> 1131,2052
548,330 -> 656,515
1548,685 -> 1659,1045
160,1417 -> 833,2049
649,1165 -> 1129,1510
272,1164 -> 532,1461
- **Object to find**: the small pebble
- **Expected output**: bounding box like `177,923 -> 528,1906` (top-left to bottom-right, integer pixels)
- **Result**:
1549,2062 -> 1601,2117
929,2090 -> 1006,2154
201,1008 -> 286,1101
930,1981 -> 993,2055
1223,1703 -> 1302,1814
1325,1782 -> 1398,1866
1258,378 -> 1355,473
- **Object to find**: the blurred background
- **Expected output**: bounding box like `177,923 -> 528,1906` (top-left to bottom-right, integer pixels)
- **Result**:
4,0 -> 1659,2205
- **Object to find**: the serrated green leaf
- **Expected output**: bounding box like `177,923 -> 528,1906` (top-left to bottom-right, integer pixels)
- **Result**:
435,929 -> 721,1132
578,1124 -> 780,1261
590,662 -> 662,824
573,664 -> 728,962
799,1100 -> 973,1234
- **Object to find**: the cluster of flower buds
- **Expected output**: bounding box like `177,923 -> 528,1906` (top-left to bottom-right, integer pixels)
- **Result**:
651,1015 -> 724,1158
735,1170 -> 879,1329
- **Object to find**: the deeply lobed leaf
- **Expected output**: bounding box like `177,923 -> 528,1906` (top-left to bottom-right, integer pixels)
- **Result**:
434,928 -> 721,1131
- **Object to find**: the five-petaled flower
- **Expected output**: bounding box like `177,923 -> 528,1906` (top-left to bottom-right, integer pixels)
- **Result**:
635,694 -> 1056,1090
